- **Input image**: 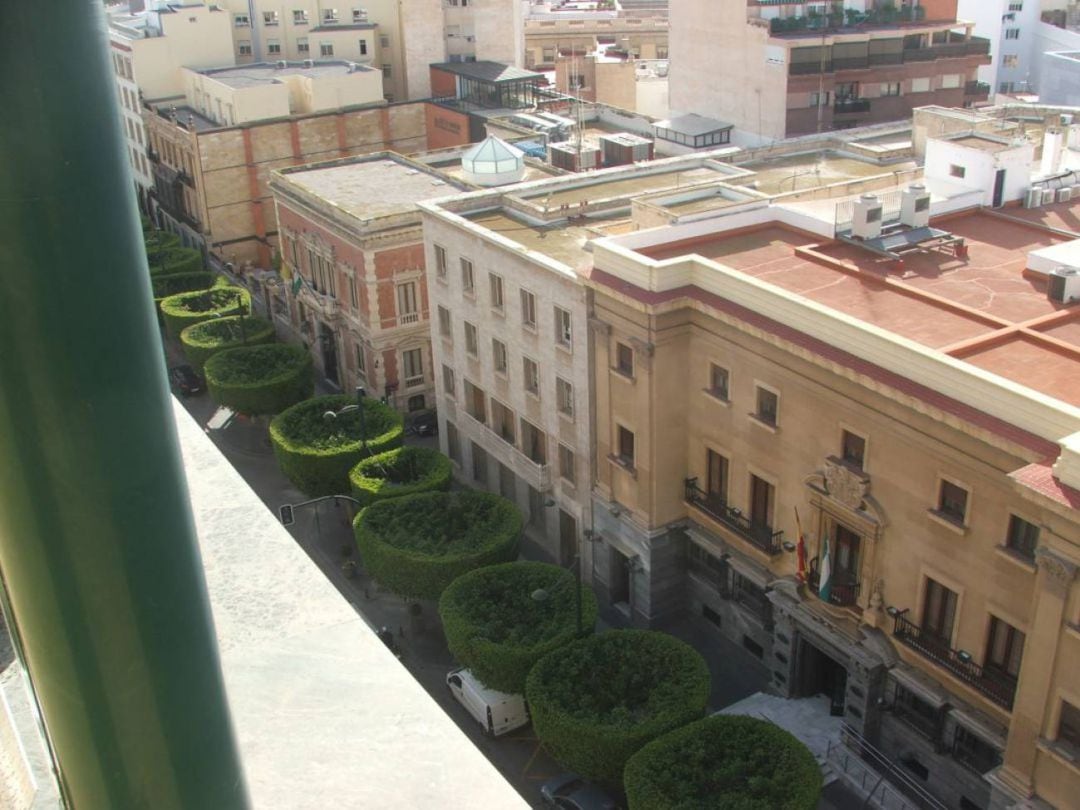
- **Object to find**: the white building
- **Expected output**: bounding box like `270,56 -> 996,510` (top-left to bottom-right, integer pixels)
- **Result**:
957,0 -> 1044,94
419,187 -> 594,571
107,1 -> 236,195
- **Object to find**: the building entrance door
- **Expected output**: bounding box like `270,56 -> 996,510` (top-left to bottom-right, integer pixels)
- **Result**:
796,637 -> 847,717
992,169 -> 1006,208
319,322 -> 339,386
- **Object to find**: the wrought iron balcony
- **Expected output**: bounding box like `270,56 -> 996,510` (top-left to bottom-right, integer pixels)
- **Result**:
806,558 -> 861,607
892,613 -> 1017,710
834,97 -> 871,114
964,80 -> 990,97
684,478 -> 783,555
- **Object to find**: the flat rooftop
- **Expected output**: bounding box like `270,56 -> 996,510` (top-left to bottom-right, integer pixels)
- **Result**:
516,165 -> 730,207
198,61 -> 375,88
729,150 -> 919,196
634,203 -> 1080,407
948,134 -> 1017,154
464,210 -> 613,274
278,157 -> 467,221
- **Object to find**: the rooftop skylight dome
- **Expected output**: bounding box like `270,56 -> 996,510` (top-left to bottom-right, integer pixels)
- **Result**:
461,136 -> 526,187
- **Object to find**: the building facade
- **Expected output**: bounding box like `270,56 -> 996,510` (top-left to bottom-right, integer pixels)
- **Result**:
523,11 -> 669,69
143,75 -> 453,266
583,189 -> 1080,809
420,190 -> 595,572
957,0 -> 1043,94
669,0 -> 991,143
269,153 -> 469,407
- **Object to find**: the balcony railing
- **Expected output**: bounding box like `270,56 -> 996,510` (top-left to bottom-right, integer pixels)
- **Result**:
964,80 -> 990,97
834,98 -> 871,114
684,478 -> 783,555
806,558 -> 861,607
892,613 -> 1017,710
404,374 -> 424,389
399,312 -> 420,325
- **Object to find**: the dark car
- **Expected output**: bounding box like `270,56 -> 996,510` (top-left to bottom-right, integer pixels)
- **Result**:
540,774 -> 621,810
168,364 -> 204,397
410,410 -> 438,437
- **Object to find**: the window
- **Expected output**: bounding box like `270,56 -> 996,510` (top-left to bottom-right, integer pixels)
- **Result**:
1002,54 -> 1019,69
382,65 -> 392,79
556,377 -> 573,417
446,420 -> 460,463
732,572 -> 768,617
892,682 -> 940,739
1004,28 -> 1020,40
985,616 -> 1024,679
234,13 -> 250,26
809,91 -> 830,108
922,578 -> 958,646
268,40 -> 281,55
359,40 -> 368,56
297,37 -> 310,53
749,475 -> 774,530
488,273 -> 504,310
941,74 -> 961,89
1004,515 -> 1038,560
617,426 -> 635,467
520,420 -> 546,464
320,43 -> 334,57
708,364 -> 729,400
937,479 -> 969,524
238,40 -> 253,56
706,449 -> 728,502
949,164 -> 966,179
615,342 -> 634,376
263,10 -> 279,25
464,321 -> 478,356
911,77 -> 931,93
542,47 -> 555,63
471,441 -> 488,483
688,542 -> 726,582
492,338 -> 508,374
460,258 -> 474,293
755,386 -> 778,427
442,364 -> 455,397
559,444 -> 576,484
881,82 -> 901,96
841,430 -> 866,469
491,399 -> 515,444
355,342 -> 366,379
437,305 -> 451,338
952,726 -> 1001,775
520,289 -> 536,328
353,8 -> 368,22
835,82 -> 859,101
554,306 -> 572,348
1059,701 -> 1080,751
523,357 -> 539,395
1008,1 -> 1023,9
380,36 -> 390,49
293,9 -> 309,24
402,348 -> 423,386
323,8 -> 340,23
434,244 -> 447,278
464,380 -> 485,423
396,282 -> 418,323
348,274 -> 358,309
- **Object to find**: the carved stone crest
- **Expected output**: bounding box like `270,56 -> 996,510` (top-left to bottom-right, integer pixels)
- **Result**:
1036,548 -> 1077,596
823,457 -> 870,510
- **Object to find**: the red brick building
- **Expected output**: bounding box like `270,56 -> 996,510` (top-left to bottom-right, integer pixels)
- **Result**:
269,153 -> 469,412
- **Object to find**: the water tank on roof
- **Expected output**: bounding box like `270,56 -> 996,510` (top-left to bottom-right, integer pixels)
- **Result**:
461,136 -> 526,187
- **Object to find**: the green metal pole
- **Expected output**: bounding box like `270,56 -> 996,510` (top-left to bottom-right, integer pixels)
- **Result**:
0,3 -> 249,809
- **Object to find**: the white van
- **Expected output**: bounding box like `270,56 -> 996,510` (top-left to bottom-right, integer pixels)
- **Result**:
445,667 -> 529,737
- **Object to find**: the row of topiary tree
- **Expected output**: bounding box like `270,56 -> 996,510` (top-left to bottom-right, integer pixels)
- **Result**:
342,457 -> 821,809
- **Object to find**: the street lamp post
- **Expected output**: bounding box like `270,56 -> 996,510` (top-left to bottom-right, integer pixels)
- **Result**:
235,292 -> 247,345
323,385 -> 368,456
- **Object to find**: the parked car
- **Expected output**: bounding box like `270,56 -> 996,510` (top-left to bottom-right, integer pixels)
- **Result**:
445,667 -> 529,737
409,410 -> 438,437
168,364 -> 204,397
540,773 -> 621,810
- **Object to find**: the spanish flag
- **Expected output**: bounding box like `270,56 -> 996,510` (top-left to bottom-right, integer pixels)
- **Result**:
794,507 -> 808,584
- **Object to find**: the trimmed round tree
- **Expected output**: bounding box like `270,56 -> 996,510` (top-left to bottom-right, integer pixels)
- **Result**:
159,285 -> 251,337
439,561 -> 599,694
349,446 -> 452,507
353,490 -> 522,600
180,314 -> 276,373
144,231 -> 181,261
526,630 -> 710,786
152,271 -> 218,305
270,394 -> 403,496
148,247 -> 204,277
204,344 -> 313,416
623,715 -> 822,810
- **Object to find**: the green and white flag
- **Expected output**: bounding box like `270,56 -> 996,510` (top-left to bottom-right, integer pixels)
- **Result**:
818,535 -> 832,602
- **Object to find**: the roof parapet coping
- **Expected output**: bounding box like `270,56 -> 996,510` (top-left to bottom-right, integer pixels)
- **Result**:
1054,432 -> 1080,490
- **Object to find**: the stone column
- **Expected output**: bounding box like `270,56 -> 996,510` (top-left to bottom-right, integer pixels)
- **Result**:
993,548 -> 1076,805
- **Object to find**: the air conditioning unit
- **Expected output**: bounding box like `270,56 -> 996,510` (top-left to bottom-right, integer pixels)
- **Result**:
1042,188 -> 1058,205
275,60 -> 287,69
1024,187 -> 1042,208
900,184 -> 931,228
1057,187 -> 1073,203
1048,267 -> 1080,303
852,194 -> 883,240
303,58 -> 314,68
